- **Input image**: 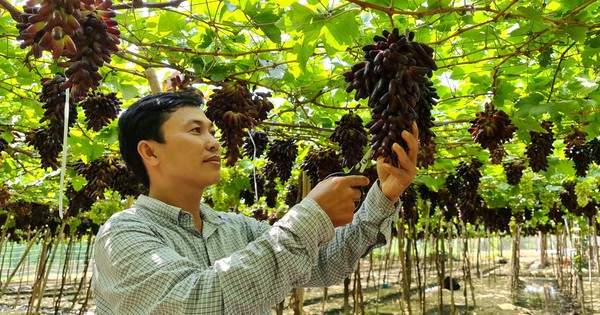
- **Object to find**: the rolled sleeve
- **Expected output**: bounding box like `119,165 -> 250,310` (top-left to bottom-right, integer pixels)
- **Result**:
303,180 -> 401,287
355,180 -> 401,247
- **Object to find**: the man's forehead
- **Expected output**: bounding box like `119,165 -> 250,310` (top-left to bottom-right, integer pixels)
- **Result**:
165,106 -> 211,125
171,106 -> 204,117
180,109 -> 213,126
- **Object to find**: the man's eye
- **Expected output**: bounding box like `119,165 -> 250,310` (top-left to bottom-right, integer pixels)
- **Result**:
209,130 -> 216,136
191,127 -> 202,133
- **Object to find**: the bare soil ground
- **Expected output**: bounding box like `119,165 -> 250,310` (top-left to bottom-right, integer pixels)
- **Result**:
1,250 -> 598,314
275,249 -> 600,315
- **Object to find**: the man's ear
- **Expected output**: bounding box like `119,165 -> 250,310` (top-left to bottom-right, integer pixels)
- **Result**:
138,140 -> 159,166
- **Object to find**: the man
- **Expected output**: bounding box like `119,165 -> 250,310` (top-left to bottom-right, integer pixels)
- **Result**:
92,92 -> 418,314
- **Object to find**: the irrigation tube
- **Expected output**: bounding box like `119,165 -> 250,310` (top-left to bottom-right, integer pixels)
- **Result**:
247,130 -> 258,201
58,88 -> 70,219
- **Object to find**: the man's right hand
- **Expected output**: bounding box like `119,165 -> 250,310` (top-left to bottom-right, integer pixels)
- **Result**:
306,175 -> 369,227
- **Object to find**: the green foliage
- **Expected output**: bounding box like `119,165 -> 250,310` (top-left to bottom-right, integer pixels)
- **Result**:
86,194 -> 125,225
0,0 -> 599,226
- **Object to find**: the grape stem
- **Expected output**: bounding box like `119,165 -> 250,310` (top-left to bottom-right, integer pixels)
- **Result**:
112,0 -> 186,10
261,121 -> 333,132
548,42 -> 576,103
0,0 -> 22,22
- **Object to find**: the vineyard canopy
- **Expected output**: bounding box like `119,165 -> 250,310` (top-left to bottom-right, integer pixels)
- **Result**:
0,0 -> 599,220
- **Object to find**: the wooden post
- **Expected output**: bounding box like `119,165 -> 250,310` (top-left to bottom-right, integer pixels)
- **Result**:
145,68 -> 162,94
540,230 -> 548,267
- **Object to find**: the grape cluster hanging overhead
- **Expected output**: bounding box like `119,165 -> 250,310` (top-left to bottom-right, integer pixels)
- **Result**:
343,28 -> 439,167
16,0 -> 120,100
205,80 -> 274,167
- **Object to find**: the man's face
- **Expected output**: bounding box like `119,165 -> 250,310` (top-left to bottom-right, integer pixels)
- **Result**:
151,106 -> 221,189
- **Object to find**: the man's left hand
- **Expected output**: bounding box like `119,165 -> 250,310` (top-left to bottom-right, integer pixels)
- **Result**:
376,122 -> 419,204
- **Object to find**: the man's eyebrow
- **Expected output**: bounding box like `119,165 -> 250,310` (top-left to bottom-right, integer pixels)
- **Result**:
186,119 -> 214,129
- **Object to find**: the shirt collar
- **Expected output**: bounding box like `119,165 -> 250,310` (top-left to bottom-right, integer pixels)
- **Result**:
135,195 -> 182,224
199,204 -> 223,238
200,204 -> 223,225
135,195 -> 223,235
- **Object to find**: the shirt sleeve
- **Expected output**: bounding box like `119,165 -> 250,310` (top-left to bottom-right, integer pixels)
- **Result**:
303,179 -> 401,287
92,198 -> 336,315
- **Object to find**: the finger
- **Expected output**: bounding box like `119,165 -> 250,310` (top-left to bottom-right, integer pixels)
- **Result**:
382,161 -> 407,181
339,175 -> 369,187
393,143 -> 416,174
402,130 -> 418,164
411,122 -> 420,150
352,188 -> 362,201
411,121 -> 419,140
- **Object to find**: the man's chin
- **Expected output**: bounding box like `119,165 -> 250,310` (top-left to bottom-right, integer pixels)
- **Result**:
208,173 -> 221,184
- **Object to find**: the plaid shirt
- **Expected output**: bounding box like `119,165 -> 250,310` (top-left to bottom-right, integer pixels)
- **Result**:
92,181 -> 400,314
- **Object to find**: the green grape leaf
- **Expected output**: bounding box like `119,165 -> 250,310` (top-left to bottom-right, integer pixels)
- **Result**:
564,25 -> 587,43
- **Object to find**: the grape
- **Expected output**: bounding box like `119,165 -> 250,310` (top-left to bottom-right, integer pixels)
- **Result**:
264,182 -> 278,208
36,74 -> 78,168
417,183 -> 439,215
417,141 -> 436,169
109,159 -> 148,197
438,159 -> 483,224
74,156 -> 116,189
400,185 -> 418,223
251,208 -> 268,221
587,138 -> 600,164
482,206 -> 512,233
526,120 -> 554,172
8,200 -> 52,231
468,103 -> 517,154
239,173 -> 265,206
18,0 -> 120,100
503,161 -> 526,186
65,184 -> 98,216
26,127 -> 63,170
74,218 -> 100,237
261,161 -> 278,208
39,73 -> 78,132
243,131 -> 269,159
80,91 -> 121,131
240,189 -> 256,207
345,28 -> 439,166
455,158 -> 483,221
565,145 -> 590,177
330,112 -> 368,168
563,126 -> 589,177
300,147 -> 342,187
439,175 -> 460,221
163,71 -> 203,95
268,213 -> 279,225
58,8 -> 120,100
265,140 -> 297,183
582,201 -> 599,219
559,181 -> 579,214
69,155 -> 138,214
0,186 -> 10,207
206,80 -> 274,166
284,184 -> 298,208
547,201 -> 565,224
489,145 -> 506,164
563,125 -> 587,148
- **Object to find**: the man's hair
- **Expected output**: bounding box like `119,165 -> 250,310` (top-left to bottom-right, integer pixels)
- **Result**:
118,92 -> 204,188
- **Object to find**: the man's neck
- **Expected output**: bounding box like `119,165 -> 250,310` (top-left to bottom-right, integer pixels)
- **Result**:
148,187 -> 205,233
